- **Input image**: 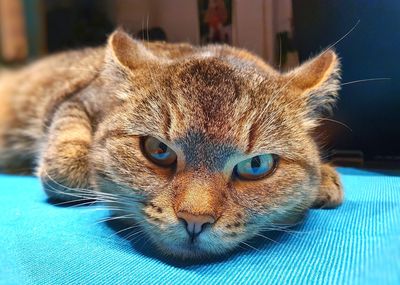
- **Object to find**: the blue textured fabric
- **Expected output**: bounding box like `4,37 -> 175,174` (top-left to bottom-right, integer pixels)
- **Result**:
1,168 -> 399,285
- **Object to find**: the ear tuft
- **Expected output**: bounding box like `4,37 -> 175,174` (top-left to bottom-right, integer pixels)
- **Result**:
286,49 -> 341,117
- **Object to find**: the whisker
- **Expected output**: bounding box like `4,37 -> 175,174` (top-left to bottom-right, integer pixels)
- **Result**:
240,241 -> 261,252
42,169 -> 95,194
137,232 -> 151,250
123,229 -> 146,241
107,223 -> 144,239
317,118 -> 352,132
146,12 -> 150,42
79,207 -> 131,214
43,180 -> 98,201
341,77 -> 391,86
278,35 -> 282,71
270,220 -> 304,228
43,170 -> 132,202
52,199 -> 97,208
259,226 -> 309,235
324,19 -> 360,52
254,233 -> 280,244
43,170 -> 146,207
237,244 -> 248,251
94,213 -> 137,225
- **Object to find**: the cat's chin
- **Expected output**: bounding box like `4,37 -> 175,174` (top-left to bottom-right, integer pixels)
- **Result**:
156,242 -> 224,260
149,235 -> 233,260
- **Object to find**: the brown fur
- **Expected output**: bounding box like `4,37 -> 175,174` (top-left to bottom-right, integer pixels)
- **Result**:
0,30 -> 343,258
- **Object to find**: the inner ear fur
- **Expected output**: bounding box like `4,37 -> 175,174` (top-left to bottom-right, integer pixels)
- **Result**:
284,50 -> 341,116
286,50 -> 340,91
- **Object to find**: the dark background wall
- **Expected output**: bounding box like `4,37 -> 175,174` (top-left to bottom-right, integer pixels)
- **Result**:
45,0 -> 114,52
293,0 -> 400,167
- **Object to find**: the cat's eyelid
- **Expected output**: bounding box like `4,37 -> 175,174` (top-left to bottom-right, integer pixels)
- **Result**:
148,135 -> 180,153
98,129 -> 140,143
241,151 -> 276,160
224,152 -> 275,172
245,146 -> 292,161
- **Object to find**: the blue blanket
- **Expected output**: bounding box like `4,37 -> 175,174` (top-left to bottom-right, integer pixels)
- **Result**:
1,168 -> 399,285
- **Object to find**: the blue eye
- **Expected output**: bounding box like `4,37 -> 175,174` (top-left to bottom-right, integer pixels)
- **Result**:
142,136 -> 177,167
234,154 -> 277,180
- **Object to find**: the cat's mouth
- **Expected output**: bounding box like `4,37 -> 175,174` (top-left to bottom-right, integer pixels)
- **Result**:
169,241 -> 202,252
159,239 -> 216,258
148,227 -> 238,259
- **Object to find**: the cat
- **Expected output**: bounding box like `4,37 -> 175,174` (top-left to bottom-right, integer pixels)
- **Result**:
0,30 -> 343,258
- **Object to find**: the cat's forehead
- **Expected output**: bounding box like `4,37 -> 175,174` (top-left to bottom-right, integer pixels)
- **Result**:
174,130 -> 238,171
162,59 -> 242,141
167,48 -> 281,106
176,56 -> 240,87
175,58 -> 241,113
168,54 -> 273,117
153,54 -> 286,151
173,52 -> 269,91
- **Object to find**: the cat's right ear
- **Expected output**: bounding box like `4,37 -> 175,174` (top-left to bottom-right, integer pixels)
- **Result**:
106,29 -> 156,70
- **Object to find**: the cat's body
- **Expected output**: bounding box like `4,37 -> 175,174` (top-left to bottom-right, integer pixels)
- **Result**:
0,48 -> 105,173
0,30 -> 343,258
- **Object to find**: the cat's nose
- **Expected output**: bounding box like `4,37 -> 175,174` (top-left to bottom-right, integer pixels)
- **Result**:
177,211 -> 215,237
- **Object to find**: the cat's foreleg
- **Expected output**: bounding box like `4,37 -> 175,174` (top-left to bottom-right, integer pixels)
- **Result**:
312,164 -> 344,208
37,100 -> 93,202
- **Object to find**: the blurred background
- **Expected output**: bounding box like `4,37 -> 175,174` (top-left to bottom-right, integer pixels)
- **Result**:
0,0 -> 399,169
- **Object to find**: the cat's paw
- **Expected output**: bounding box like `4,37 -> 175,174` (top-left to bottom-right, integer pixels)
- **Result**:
312,164 -> 343,209
37,141 -> 92,202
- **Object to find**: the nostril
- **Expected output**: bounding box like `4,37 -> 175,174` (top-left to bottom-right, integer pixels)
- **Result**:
199,223 -> 211,234
200,222 -> 211,232
178,217 -> 188,227
176,211 -> 216,238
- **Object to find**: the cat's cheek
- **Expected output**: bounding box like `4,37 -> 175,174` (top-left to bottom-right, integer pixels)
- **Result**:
230,179 -> 283,213
92,146 -> 174,196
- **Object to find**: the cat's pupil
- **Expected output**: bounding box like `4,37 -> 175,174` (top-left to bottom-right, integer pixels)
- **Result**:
251,156 -> 261,169
156,143 -> 167,154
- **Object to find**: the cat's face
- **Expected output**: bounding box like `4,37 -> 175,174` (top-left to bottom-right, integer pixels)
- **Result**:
90,31 -> 340,258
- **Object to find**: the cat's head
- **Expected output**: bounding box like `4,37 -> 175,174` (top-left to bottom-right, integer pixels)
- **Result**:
90,31 -> 341,258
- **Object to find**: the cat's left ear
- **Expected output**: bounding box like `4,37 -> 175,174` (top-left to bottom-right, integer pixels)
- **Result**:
284,50 -> 341,118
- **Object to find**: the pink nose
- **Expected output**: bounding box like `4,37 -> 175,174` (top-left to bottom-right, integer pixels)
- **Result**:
176,211 -> 215,237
